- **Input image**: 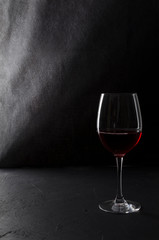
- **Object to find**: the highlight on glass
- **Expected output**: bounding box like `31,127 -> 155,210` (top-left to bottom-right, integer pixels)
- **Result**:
97,93 -> 142,214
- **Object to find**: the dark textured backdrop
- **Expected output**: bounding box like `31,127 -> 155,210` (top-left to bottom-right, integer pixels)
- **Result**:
0,0 -> 158,167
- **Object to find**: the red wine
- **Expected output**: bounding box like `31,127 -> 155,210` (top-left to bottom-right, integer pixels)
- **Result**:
99,131 -> 142,157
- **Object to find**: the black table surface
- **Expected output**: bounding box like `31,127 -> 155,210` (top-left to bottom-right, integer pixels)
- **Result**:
0,166 -> 158,240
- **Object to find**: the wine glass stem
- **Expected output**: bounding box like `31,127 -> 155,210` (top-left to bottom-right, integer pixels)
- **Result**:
115,157 -> 125,204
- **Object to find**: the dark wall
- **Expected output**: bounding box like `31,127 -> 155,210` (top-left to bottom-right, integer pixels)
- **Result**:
0,0 -> 158,167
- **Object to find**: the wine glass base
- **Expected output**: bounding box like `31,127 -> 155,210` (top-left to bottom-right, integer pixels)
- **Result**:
99,200 -> 141,214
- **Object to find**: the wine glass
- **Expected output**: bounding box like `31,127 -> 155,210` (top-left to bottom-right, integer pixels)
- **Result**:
97,93 -> 142,214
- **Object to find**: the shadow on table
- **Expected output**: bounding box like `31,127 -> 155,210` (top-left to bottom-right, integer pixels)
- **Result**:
140,210 -> 159,223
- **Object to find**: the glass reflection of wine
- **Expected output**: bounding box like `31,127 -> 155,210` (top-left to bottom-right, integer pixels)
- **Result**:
97,93 -> 142,214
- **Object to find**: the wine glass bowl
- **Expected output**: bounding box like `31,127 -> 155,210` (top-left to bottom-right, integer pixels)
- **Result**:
97,93 -> 142,214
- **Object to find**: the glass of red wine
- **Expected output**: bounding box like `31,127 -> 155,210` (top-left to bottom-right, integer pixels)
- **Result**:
97,93 -> 142,214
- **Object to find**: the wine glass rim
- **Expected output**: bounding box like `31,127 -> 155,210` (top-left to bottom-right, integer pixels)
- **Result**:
100,92 -> 138,96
